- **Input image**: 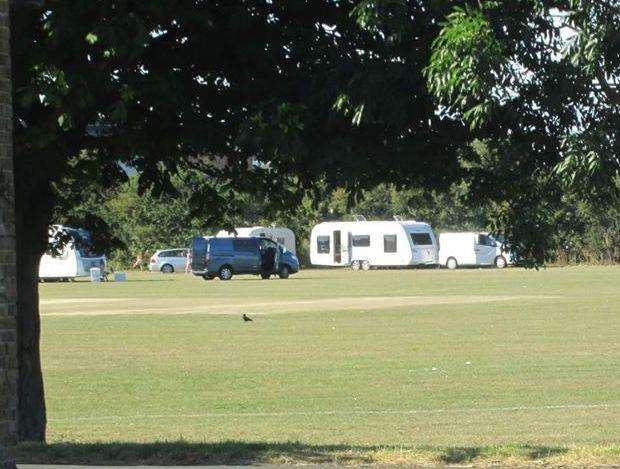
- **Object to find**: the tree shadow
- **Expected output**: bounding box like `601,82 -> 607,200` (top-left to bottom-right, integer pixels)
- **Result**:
439,446 -> 481,463
524,444 -> 568,460
438,444 -> 568,464
16,441 -> 572,466
233,276 -> 319,281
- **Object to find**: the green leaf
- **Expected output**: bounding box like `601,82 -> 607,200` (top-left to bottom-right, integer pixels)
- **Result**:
85,32 -> 99,45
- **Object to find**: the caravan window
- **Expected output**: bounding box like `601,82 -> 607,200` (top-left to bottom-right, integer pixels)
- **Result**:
352,235 -> 370,247
383,235 -> 397,253
410,233 -> 433,245
317,236 -> 330,253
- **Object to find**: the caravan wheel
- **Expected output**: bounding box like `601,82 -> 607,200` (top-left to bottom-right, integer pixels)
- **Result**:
361,260 -> 371,271
446,257 -> 458,270
351,260 -> 361,271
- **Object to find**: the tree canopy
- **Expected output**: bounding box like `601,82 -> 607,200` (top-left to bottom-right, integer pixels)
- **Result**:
11,0 -> 467,440
11,0 -> 619,441
422,0 -> 619,262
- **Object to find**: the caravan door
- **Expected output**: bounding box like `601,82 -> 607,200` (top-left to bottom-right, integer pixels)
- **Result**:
333,230 -> 342,264
332,230 -> 351,266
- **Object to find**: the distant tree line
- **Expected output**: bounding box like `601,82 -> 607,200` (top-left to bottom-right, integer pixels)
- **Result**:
55,170 -> 620,269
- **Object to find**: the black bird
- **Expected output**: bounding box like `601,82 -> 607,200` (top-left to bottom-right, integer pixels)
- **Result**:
242,313 -> 253,322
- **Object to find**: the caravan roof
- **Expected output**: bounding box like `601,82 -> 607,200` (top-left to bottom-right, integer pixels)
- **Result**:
313,220 -> 431,230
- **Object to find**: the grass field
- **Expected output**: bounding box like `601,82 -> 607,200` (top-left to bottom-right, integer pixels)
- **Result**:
19,266 -> 620,466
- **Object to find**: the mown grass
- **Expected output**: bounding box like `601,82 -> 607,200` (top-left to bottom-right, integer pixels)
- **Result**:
24,266 -> 620,465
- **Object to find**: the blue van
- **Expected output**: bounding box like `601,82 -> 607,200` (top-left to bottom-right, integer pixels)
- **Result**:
191,236 -> 299,280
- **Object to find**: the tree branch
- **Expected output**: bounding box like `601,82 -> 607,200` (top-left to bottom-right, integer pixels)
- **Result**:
595,66 -> 620,106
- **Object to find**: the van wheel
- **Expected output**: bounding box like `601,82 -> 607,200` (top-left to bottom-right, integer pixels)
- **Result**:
446,257 -> 458,270
218,265 -> 233,280
161,264 -> 174,274
278,265 -> 290,279
495,256 -> 507,269
351,260 -> 361,271
261,273 -> 271,280
361,260 -> 371,271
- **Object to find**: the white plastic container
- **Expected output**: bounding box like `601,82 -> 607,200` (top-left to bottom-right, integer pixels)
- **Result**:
89,267 -> 101,282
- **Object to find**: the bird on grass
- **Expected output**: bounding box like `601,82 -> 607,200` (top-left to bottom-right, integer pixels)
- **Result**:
242,313 -> 253,322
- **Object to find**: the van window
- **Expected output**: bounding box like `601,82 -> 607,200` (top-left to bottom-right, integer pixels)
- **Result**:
159,250 -> 173,258
410,233 -> 433,245
317,236 -> 330,253
233,238 -> 257,253
383,235 -> 397,253
352,235 -> 370,247
478,234 -> 495,246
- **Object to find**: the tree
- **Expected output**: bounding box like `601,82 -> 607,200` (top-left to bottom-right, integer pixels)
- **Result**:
11,0 -> 466,439
423,0 -> 619,263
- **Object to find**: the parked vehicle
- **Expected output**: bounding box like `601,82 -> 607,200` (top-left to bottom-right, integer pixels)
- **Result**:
191,236 -> 299,280
149,248 -> 189,273
310,217 -> 438,269
216,226 -> 297,255
39,225 -> 107,281
438,232 -> 512,269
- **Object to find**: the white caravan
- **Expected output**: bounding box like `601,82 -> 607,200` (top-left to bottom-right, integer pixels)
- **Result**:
310,218 -> 438,269
438,232 -> 512,269
216,226 -> 296,255
39,225 -> 107,281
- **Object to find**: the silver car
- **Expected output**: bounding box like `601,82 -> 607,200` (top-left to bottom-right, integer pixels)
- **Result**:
149,248 -> 189,273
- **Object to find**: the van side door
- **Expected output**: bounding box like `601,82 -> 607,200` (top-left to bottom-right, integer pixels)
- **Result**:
233,239 -> 259,273
475,234 -> 496,265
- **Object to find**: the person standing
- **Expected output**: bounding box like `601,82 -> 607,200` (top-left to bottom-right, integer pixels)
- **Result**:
185,250 -> 192,274
132,251 -> 145,271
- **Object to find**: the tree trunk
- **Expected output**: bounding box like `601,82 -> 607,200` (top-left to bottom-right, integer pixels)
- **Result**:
14,206 -> 48,442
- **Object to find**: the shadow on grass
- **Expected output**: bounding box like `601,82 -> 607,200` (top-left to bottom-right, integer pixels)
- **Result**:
66,279 -> 176,284
16,441 -> 573,466
439,444 -> 568,464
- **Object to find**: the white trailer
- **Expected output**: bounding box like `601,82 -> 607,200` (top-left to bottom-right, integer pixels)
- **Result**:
216,226 -> 296,255
39,225 -> 107,281
310,218 -> 438,269
438,232 -> 512,269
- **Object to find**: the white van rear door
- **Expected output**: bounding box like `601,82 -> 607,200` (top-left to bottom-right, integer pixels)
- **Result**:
475,234 -> 496,265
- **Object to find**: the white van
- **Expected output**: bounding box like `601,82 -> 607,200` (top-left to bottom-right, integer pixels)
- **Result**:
216,226 -> 296,255
39,225 -> 107,281
310,218 -> 438,269
438,232 -> 512,269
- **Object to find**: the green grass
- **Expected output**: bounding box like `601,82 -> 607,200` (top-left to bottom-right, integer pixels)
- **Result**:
22,266 -> 620,465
